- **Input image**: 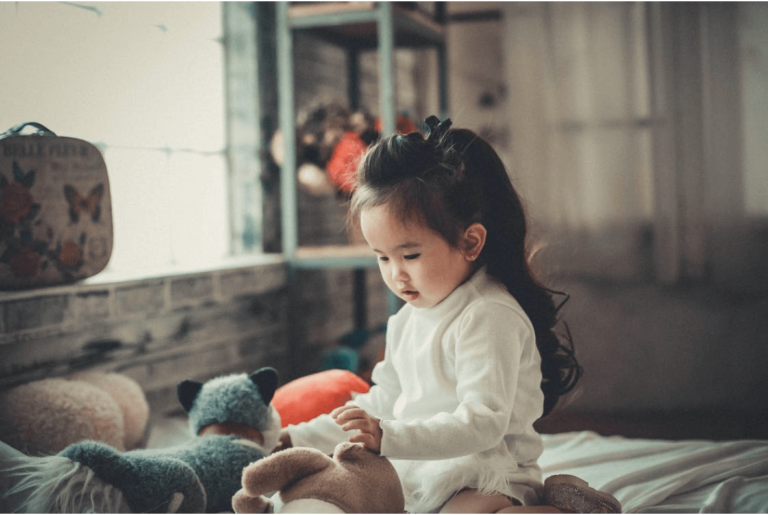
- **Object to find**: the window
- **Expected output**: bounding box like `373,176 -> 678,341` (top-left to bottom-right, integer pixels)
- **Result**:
1,2 -> 229,277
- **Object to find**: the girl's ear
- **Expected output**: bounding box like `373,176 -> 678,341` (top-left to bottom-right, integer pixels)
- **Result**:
462,223 -> 487,262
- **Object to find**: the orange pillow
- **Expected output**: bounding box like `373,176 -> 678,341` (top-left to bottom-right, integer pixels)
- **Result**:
271,369 -> 370,427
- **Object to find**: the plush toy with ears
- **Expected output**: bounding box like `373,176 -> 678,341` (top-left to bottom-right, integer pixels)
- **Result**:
232,441 -> 404,514
4,368 -> 281,513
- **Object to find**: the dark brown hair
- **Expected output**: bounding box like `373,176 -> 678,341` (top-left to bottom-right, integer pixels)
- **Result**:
349,117 -> 581,417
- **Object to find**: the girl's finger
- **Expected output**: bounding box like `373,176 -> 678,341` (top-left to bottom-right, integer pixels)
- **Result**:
330,404 -> 358,418
340,419 -> 372,433
334,408 -> 370,422
349,432 -> 380,452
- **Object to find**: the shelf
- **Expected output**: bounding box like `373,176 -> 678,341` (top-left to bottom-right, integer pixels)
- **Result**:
275,0 -> 448,319
288,2 -> 444,49
292,244 -> 377,269
277,1 -> 448,262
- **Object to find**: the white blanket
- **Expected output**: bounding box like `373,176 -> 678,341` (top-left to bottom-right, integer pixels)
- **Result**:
540,431 -> 768,513
4,430 -> 768,513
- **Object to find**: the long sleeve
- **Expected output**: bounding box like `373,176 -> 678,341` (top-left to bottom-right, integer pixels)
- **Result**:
348,323 -> 401,421
379,300 -> 542,461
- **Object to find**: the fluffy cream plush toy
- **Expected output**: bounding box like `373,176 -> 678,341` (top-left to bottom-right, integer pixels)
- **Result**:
66,371 -> 150,450
0,372 -> 149,456
232,442 -> 404,514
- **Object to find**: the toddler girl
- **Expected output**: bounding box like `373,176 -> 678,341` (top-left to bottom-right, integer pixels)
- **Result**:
280,117 -> 620,513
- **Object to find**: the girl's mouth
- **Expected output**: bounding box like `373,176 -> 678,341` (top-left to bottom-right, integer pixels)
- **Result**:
401,290 -> 419,301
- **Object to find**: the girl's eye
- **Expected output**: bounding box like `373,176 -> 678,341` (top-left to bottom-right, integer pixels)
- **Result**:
378,256 -> 389,262
404,254 -> 420,260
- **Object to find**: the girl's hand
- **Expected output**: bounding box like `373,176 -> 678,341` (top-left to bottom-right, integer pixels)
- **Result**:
331,404 -> 382,453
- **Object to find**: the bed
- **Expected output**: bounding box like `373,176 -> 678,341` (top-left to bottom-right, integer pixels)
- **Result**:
3,419 -> 768,513
539,430 -> 768,513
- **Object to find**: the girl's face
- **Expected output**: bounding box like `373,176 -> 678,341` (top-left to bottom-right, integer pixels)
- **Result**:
360,204 -> 475,309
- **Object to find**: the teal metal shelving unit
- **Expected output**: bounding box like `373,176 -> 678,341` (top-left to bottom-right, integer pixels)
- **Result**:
275,1 -> 448,318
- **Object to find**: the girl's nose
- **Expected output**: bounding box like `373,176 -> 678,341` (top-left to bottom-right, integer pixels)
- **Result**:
391,262 -> 408,282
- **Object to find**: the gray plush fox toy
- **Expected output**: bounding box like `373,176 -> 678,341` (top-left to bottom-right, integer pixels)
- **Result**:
4,367 -> 281,513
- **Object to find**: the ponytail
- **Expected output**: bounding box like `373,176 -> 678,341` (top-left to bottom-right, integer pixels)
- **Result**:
442,123 -> 581,416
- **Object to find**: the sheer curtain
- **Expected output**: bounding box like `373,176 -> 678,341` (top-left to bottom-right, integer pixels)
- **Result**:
503,2 -> 653,280
503,2 -> 766,289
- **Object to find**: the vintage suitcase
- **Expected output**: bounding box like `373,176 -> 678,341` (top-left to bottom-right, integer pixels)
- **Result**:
0,123 -> 113,289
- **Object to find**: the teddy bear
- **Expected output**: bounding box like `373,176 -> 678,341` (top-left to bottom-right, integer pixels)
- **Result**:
0,371 -> 149,456
4,367 -> 281,513
232,441 -> 405,514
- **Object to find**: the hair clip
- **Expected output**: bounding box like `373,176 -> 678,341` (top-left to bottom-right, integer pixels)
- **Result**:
425,116 -> 452,143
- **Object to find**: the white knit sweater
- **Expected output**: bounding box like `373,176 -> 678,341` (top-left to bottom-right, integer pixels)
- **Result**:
289,268 -> 545,512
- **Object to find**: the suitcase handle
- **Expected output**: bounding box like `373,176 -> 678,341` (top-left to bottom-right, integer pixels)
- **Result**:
1,122 -> 57,139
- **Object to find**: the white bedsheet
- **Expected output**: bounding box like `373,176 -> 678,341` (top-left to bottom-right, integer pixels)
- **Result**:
540,431 -> 768,513
5,429 -> 768,513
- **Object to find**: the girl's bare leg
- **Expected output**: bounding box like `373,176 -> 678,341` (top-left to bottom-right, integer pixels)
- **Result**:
439,489 -> 565,514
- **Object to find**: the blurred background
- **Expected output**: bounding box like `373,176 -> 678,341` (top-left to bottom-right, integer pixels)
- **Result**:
1,2 -> 766,440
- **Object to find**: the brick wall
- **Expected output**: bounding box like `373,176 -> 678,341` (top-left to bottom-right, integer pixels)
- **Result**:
0,259 -> 292,416
289,267 -> 390,379
294,32 -> 434,120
